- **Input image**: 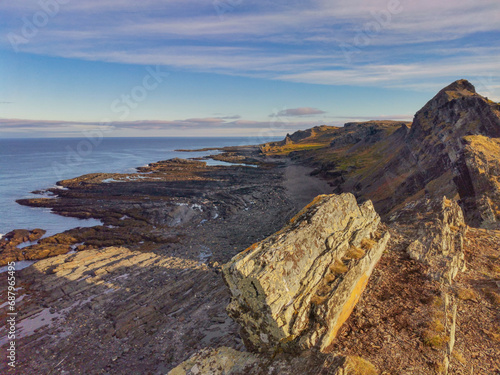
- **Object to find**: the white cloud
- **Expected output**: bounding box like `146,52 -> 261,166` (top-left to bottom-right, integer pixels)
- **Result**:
274,107 -> 326,116
1,0 -> 499,93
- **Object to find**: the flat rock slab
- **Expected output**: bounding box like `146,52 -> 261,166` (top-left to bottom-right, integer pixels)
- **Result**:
223,193 -> 390,353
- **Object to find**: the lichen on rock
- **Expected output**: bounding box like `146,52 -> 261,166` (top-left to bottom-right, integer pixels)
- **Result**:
393,197 -> 467,284
222,193 -> 390,353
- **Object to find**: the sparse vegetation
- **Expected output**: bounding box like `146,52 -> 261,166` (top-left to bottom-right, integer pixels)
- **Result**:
329,259 -> 348,274
456,287 -> 476,301
346,245 -> 365,260
360,238 -> 376,250
310,294 -> 328,305
422,331 -> 448,348
431,361 -> 446,374
482,288 -> 500,305
428,318 -> 445,333
430,295 -> 444,308
452,350 -> 466,365
344,355 -> 379,375
483,327 -> 500,342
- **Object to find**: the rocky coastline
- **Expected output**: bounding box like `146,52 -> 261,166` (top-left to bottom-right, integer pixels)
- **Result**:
1,80 -> 499,374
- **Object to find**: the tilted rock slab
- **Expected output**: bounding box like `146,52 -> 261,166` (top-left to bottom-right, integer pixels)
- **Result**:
168,346 -> 377,375
393,197 -> 467,284
223,193 -> 390,353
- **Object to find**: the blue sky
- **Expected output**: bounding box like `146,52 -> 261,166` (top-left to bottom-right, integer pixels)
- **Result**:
0,0 -> 499,137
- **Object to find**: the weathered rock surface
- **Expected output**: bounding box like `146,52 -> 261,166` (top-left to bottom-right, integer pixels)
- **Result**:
169,347 -> 261,375
461,135 -> 500,228
3,246 -> 242,374
330,121 -> 407,149
390,197 -> 467,284
168,346 -> 380,375
223,193 -> 390,353
262,80 -> 500,229
0,228 -> 48,265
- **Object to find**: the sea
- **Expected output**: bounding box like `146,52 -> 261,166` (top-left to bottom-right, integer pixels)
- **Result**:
0,136 -> 280,239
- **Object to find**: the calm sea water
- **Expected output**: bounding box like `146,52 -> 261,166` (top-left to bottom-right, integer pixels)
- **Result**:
0,136 -> 279,237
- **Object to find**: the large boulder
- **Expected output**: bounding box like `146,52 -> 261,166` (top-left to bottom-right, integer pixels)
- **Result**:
222,193 -> 390,353
390,197 -> 467,284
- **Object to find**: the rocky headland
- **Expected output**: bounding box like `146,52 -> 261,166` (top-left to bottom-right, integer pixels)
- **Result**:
1,80 -> 499,374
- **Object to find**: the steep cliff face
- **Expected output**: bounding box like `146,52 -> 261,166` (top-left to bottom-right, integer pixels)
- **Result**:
222,193 -> 389,353
261,80 -> 500,228
400,80 -> 500,225
461,135 -> 500,227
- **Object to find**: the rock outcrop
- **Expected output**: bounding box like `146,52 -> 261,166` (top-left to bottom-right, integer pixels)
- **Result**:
9,246 -> 242,374
461,135 -> 500,228
169,347 -> 378,375
0,228 -> 48,265
330,121 -> 407,149
223,193 -> 390,353
262,80 -> 500,229
390,197 -> 467,284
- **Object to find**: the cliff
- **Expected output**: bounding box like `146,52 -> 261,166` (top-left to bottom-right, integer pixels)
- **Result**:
260,80 -> 500,229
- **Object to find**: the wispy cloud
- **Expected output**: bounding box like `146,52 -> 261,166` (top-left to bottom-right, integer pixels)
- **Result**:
0,117 -> 332,135
274,107 -> 326,117
1,0 -> 499,92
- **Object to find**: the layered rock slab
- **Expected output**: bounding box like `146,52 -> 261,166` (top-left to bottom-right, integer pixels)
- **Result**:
168,346 -> 379,375
390,197 -> 467,284
223,193 -> 390,353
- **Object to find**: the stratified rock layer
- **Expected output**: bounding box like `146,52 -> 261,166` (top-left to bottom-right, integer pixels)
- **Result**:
223,193 -> 390,353
391,197 -> 467,284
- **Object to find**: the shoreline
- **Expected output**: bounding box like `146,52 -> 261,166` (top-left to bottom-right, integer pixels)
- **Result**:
0,142 -> 335,373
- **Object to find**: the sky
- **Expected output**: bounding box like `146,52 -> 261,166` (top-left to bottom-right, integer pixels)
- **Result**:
0,0 -> 499,138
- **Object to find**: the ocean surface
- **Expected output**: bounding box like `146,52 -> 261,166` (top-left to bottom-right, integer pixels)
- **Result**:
0,136 -> 280,238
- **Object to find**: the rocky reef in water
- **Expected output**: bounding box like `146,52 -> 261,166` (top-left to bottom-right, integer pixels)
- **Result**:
1,80 -> 500,374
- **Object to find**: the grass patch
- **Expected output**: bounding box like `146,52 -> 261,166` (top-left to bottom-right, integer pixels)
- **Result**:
344,355 -> 379,375
262,143 -> 327,156
428,318 -> 445,333
422,331 -> 448,348
456,287 -> 476,301
329,259 -> 348,275
360,238 -> 376,250
346,246 -> 365,260
483,327 -> 500,342
482,288 -> 500,305
452,350 -> 466,365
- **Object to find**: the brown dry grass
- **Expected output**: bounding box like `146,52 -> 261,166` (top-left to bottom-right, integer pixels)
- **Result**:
360,238 -> 376,250
422,331 -> 449,348
452,350 -> 466,365
330,259 -> 348,274
455,287 -> 476,301
344,355 -> 379,375
346,246 -> 366,260
482,288 -> 500,305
